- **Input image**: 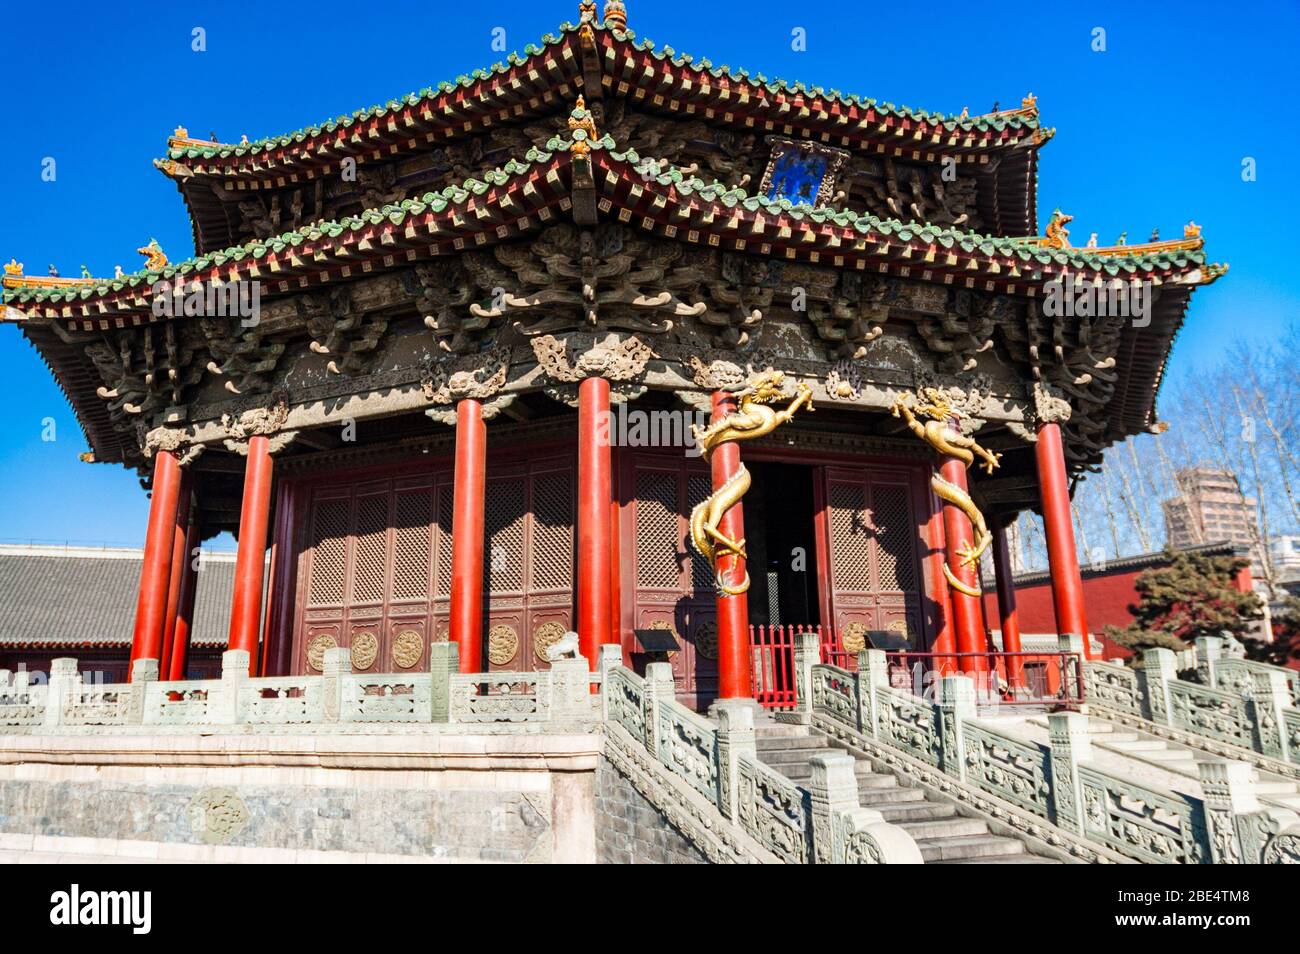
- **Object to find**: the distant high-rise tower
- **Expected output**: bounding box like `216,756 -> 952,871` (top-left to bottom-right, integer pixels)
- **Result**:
1162,467 -> 1261,564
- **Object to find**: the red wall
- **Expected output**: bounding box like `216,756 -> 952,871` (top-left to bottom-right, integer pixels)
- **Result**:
983,566 -> 1151,660
983,558 -> 1255,661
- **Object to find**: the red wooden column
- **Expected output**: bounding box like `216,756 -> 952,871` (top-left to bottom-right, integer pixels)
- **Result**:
450,398 -> 487,673
129,449 -> 183,677
1035,421 -> 1091,657
228,435 -> 274,673
159,471 -> 194,679
938,456 -> 987,675
577,377 -> 613,670
710,391 -> 753,700
990,521 -> 1024,689
167,518 -> 202,681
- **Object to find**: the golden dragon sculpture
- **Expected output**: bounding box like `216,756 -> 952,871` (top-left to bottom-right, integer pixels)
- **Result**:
689,371 -> 814,596
891,388 -> 1001,598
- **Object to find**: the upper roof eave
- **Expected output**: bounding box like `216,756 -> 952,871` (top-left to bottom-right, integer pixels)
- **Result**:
4,139 -> 1223,321
153,22 -> 1047,188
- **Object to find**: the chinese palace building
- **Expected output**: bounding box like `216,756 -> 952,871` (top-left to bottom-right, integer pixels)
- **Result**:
2,1 -> 1223,711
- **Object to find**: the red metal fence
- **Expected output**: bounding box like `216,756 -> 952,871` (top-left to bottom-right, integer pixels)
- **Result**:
749,625 -> 1084,710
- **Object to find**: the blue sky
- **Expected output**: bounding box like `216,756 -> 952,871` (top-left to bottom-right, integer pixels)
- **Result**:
1,0 -> 1295,549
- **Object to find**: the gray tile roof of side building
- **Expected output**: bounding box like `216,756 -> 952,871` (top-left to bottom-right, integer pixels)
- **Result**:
0,544 -> 237,648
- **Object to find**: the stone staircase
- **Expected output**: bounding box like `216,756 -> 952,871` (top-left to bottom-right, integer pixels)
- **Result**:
754,723 -> 1061,864
1007,713 -> 1300,816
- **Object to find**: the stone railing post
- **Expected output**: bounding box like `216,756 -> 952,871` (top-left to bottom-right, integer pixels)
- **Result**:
857,649 -> 889,738
1057,633 -> 1087,701
715,700 -> 756,820
807,752 -> 861,864
1249,670 -> 1292,762
642,662 -> 674,756
125,658 -> 157,725
937,675 -> 975,781
1141,647 -> 1178,725
1196,760 -> 1298,863
597,645 -> 622,721
429,642 -> 458,724
550,658 -> 592,723
43,658 -> 81,728
1047,711 -> 1093,834
210,650 -> 248,725
791,630 -> 821,723
321,647 -> 352,723
1195,635 -> 1225,687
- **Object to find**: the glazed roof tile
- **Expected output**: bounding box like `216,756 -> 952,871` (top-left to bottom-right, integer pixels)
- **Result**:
4,133 -> 1221,317
160,22 -> 1040,171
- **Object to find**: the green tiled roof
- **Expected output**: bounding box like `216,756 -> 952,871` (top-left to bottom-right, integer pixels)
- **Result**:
163,22 -> 1036,167
606,145 -> 1205,274
6,151 -> 557,306
8,130 -> 1210,311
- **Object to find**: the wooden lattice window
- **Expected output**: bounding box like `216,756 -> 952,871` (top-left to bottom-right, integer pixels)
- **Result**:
635,470 -> 679,588
872,485 -> 918,593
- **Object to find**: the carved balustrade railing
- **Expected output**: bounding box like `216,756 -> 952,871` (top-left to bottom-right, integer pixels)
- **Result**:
786,633 -> 1300,864
1194,635 -> 1300,706
240,676 -> 323,725
0,670 -> 46,727
595,648 -> 921,864
450,672 -> 547,724
0,644 -> 601,731
1081,660 -> 1143,716
1082,641 -> 1300,770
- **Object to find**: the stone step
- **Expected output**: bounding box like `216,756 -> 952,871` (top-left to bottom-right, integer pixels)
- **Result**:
1108,739 -> 1170,752
1143,749 -> 1199,762
872,801 -> 956,824
939,854 -> 1064,864
771,761 -> 879,783
1254,781 -> 1299,795
917,834 -> 1027,862
755,745 -> 840,761
857,785 -> 927,805
754,736 -> 823,751
897,816 -> 990,840
753,723 -> 810,738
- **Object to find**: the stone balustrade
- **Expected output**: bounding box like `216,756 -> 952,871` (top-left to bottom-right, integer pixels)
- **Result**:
1083,636 -> 1300,774
789,633 -> 1300,864
597,646 -> 921,864
0,645 -> 601,731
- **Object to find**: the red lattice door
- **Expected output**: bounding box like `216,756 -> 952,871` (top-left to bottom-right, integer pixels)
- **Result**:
292,471 -> 453,675
623,451 -> 717,707
817,464 -> 930,652
482,455 -> 575,672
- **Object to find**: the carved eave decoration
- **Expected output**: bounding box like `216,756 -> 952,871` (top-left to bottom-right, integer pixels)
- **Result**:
530,331 -> 653,405
420,345 -> 518,424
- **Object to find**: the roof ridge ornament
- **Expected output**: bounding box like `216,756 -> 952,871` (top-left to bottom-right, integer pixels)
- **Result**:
568,96 -> 600,158
2,258 -> 99,290
137,239 -> 169,272
603,0 -> 627,33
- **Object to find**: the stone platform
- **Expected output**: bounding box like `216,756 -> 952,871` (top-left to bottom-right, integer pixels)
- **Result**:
0,730 -> 602,863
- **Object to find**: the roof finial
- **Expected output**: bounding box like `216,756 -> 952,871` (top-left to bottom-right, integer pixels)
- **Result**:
3,259 -> 21,277
1043,208 -> 1072,249
137,238 -> 169,272
568,96 -> 600,158
603,0 -> 627,32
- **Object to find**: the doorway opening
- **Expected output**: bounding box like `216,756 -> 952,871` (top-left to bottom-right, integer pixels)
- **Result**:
744,461 -> 820,629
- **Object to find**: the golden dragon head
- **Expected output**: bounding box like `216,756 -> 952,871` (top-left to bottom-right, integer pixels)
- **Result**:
740,370 -> 791,404
893,386 -> 955,423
